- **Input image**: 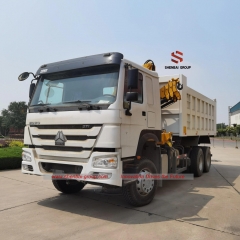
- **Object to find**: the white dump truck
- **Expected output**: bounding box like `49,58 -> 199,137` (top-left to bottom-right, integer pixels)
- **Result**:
18,52 -> 216,206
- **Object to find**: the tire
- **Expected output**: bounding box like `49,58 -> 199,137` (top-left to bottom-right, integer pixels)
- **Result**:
201,147 -> 211,172
190,147 -> 204,177
52,180 -> 85,194
122,158 -> 158,207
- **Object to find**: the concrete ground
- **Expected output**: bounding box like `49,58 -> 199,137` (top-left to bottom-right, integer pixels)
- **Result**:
0,146 -> 240,239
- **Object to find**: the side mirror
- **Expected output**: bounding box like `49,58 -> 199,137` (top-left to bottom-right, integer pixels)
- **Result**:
29,83 -> 36,99
18,72 -> 30,81
127,69 -> 138,89
126,92 -> 138,102
124,68 -> 139,116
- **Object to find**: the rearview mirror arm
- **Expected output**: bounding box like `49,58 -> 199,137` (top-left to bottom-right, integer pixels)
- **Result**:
125,102 -> 132,116
29,72 -> 37,79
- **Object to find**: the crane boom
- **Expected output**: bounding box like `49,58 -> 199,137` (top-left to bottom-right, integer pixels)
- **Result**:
160,78 -> 183,109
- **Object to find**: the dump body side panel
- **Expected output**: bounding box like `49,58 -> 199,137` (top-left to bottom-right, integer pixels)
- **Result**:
159,74 -> 216,137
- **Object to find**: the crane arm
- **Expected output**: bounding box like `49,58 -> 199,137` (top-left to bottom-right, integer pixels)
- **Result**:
142,60 -> 183,109
160,78 -> 183,109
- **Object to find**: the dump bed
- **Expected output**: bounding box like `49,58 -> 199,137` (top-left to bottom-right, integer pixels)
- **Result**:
159,74 -> 216,137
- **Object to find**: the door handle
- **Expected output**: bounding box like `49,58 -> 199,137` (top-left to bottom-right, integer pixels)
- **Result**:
142,111 -> 146,116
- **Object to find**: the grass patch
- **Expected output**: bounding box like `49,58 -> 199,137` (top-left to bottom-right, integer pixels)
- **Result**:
0,147 -> 22,170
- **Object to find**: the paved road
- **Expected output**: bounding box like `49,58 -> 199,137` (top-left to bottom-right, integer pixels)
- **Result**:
0,147 -> 240,239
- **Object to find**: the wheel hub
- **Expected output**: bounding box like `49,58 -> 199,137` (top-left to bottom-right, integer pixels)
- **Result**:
136,169 -> 154,195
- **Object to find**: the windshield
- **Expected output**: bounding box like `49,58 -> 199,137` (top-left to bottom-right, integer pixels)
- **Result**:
30,65 -> 119,107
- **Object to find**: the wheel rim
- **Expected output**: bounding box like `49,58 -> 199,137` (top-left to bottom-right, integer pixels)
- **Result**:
199,155 -> 204,172
136,169 -> 154,196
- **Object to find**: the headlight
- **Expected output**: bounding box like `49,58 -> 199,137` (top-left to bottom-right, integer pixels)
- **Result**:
93,156 -> 118,169
22,152 -> 32,162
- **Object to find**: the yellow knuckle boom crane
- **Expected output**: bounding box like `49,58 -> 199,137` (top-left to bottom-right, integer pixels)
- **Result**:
143,60 -> 184,147
160,78 -> 183,109
142,59 -> 183,109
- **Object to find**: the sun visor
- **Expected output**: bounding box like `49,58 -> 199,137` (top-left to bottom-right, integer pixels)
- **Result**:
35,52 -> 123,76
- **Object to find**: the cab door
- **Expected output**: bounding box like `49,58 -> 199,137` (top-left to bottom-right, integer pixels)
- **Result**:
121,69 -> 148,157
145,75 -> 156,128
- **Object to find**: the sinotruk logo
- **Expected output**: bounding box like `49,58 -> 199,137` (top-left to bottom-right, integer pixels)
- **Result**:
171,51 -> 183,64
165,50 -> 191,69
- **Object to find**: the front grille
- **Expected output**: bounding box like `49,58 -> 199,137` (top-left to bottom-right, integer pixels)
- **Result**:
30,124 -> 102,129
93,148 -> 115,152
35,146 -> 92,152
41,162 -> 83,173
29,124 -> 103,159
32,135 -> 96,140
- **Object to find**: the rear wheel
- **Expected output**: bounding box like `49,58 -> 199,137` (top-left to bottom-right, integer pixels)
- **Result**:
52,180 -> 85,194
190,147 -> 204,177
201,147 -> 211,172
122,158 -> 158,207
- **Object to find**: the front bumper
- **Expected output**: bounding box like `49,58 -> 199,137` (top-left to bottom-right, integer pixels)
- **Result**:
21,148 -> 123,186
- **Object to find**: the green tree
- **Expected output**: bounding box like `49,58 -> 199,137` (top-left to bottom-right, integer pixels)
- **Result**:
236,125 -> 240,136
226,126 -> 237,136
217,124 -> 240,137
0,109 -> 10,136
217,128 -> 226,136
0,116 -> 2,135
1,102 -> 27,134
216,123 -> 227,130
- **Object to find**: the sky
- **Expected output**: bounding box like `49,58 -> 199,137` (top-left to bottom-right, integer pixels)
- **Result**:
0,0 -> 239,124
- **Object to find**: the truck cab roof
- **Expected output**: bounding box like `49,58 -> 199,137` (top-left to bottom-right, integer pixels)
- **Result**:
35,52 -> 124,76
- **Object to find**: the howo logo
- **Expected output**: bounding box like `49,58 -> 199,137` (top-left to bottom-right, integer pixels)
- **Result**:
171,51 -> 183,64
55,131 -> 67,146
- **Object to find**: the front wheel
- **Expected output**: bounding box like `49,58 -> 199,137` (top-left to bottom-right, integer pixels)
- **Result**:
52,180 -> 86,194
122,158 -> 158,207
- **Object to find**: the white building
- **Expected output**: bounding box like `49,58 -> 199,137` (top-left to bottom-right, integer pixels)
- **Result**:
229,102 -> 240,126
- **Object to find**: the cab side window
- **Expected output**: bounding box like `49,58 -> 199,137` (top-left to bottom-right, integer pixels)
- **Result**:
124,69 -> 143,104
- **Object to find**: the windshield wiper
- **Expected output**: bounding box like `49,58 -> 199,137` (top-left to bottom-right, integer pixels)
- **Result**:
30,103 -> 57,112
63,100 -> 91,104
63,100 -> 101,110
31,103 -> 52,107
79,103 -> 101,111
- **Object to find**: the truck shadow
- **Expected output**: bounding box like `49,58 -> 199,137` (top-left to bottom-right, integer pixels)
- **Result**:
38,188 -> 212,224
38,162 -> 239,225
